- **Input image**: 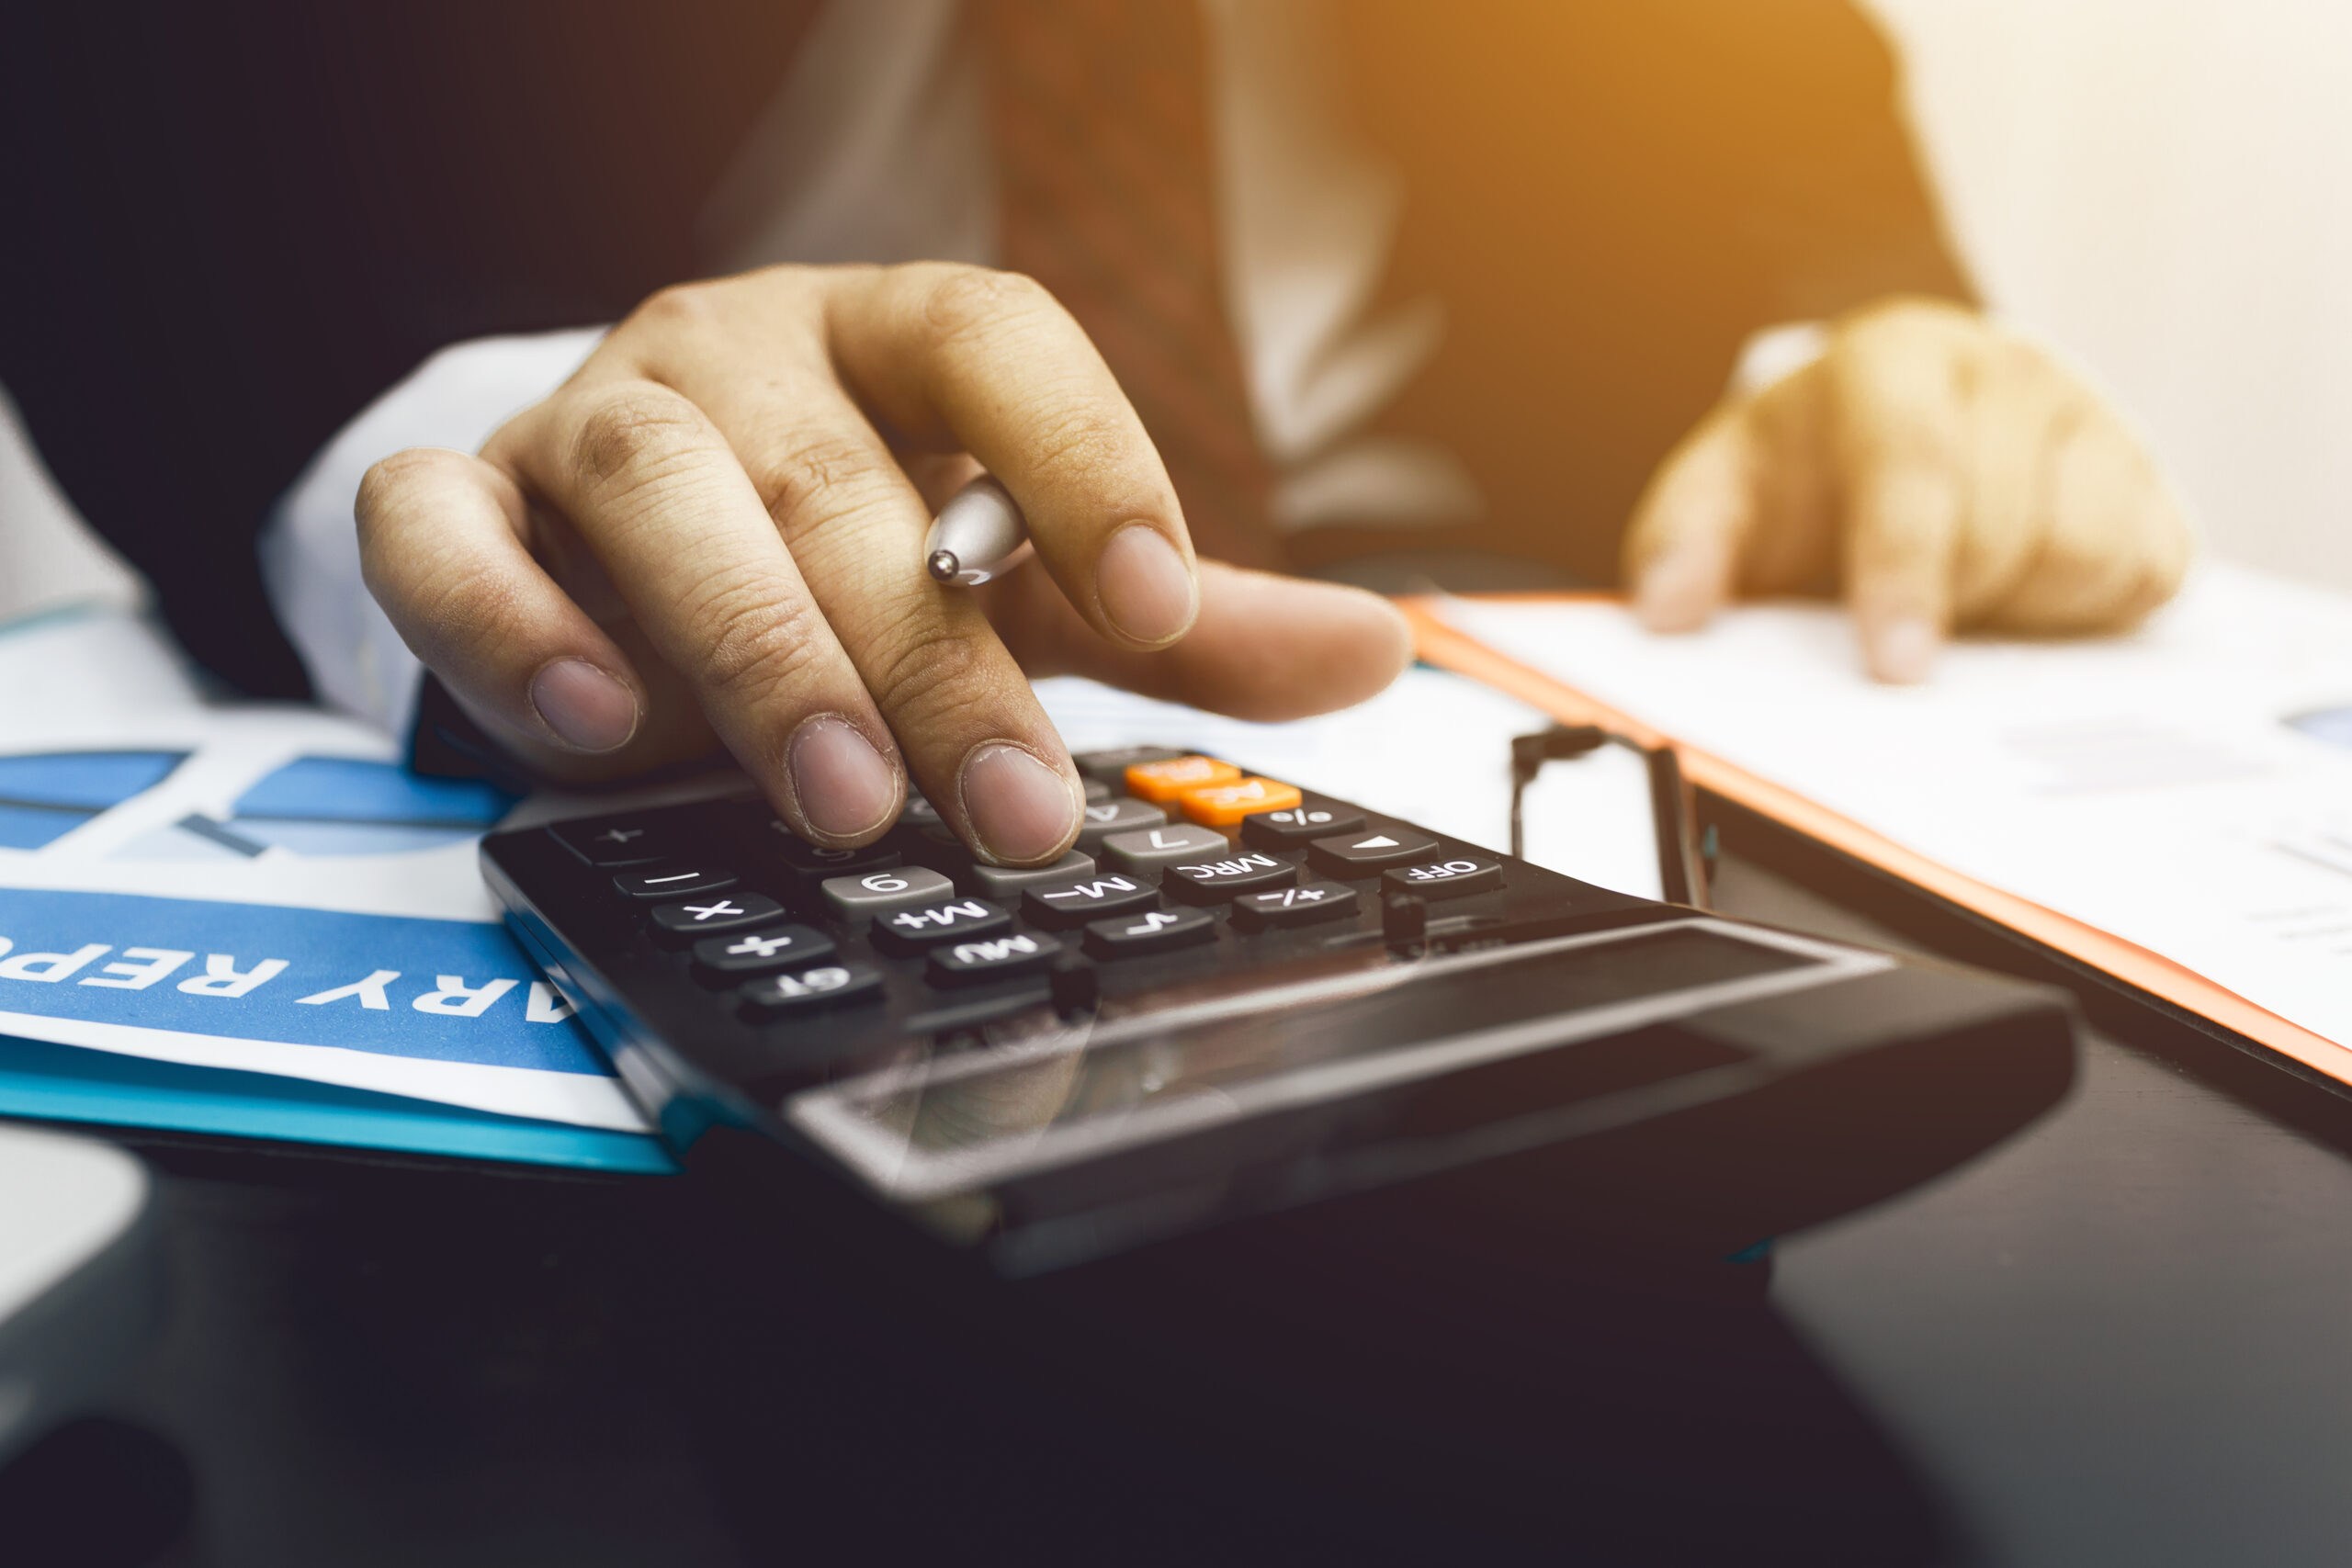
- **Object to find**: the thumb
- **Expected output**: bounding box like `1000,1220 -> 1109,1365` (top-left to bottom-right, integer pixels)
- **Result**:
1623,402 -> 1759,633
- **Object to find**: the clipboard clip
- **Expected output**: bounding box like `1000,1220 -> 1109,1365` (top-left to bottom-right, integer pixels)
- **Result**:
1509,725 -> 1709,908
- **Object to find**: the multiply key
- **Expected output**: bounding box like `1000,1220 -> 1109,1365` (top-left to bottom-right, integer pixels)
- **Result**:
1231,879 -> 1360,931
1162,849 -> 1295,904
1382,855 -> 1505,901
870,897 -> 1012,953
1022,871 -> 1159,929
650,892 -> 786,939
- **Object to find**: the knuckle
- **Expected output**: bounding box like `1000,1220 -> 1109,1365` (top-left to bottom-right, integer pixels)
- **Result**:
685,578 -> 831,710
355,447 -> 462,536
754,430 -> 896,536
920,265 -> 1056,346
626,280 -> 722,337
566,384 -> 715,493
869,621 -> 985,728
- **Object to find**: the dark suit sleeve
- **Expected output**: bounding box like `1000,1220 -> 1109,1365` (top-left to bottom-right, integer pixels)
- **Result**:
0,2 -> 813,696
1306,0 -> 1974,586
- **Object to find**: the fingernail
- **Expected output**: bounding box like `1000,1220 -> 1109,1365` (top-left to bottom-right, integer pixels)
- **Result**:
1096,525 -> 1196,645
1634,548 -> 1715,633
959,743 -> 1080,865
787,716 -> 899,840
1869,615 -> 1939,684
529,660 -> 639,752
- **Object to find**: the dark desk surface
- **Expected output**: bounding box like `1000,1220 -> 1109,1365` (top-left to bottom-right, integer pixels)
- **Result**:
69,850 -> 2352,1567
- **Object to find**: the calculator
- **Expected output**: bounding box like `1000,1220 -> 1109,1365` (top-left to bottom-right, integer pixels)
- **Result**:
481,747 -> 2076,1275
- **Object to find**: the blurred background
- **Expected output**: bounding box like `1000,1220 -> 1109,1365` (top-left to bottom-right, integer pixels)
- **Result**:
5,0 -> 2349,627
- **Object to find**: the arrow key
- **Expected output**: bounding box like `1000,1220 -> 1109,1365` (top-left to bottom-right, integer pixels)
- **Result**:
1306,828 -> 1439,880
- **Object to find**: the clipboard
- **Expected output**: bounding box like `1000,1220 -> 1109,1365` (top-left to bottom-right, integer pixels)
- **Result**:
1401,596 -> 2352,1095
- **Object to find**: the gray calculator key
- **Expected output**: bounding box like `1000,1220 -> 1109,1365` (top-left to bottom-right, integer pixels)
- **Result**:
1076,796 -> 1166,851
1082,777 -> 1113,803
967,850 -> 1095,901
901,793 -> 945,829
822,863 -> 955,923
1101,821 -> 1228,875
1072,746 -> 1184,783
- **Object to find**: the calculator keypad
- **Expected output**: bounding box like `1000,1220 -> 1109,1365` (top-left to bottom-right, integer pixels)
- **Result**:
510,747 -> 1538,1093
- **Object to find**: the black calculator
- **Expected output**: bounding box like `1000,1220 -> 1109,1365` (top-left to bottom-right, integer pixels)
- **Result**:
481,746 -> 2076,1275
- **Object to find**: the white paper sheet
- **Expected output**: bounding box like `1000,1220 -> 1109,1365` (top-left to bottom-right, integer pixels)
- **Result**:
1436,564 -> 2352,1050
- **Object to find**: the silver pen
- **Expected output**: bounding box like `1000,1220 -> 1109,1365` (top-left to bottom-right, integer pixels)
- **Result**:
923,476 -> 1034,586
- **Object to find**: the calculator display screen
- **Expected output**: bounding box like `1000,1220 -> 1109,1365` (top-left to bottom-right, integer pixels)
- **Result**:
790,921 -> 1875,1203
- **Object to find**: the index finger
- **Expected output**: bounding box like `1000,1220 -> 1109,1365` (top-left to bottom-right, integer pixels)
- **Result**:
1827,307 -> 1973,682
823,265 -> 1202,652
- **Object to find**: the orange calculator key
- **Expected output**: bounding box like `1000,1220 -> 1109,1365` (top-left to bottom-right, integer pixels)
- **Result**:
1125,755 -> 1240,803
1178,776 -> 1304,828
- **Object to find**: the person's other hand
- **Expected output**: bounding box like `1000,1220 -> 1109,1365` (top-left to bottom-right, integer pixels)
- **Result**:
356,264 -> 1410,865
1622,297 -> 2195,681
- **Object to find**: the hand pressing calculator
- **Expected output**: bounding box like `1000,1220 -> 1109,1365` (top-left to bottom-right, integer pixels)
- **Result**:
482,747 -> 2075,1275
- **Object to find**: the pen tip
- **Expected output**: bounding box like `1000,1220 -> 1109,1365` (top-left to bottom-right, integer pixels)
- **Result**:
927,549 -> 960,583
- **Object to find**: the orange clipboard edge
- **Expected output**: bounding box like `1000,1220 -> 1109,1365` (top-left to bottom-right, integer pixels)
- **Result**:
1400,595 -> 2352,1094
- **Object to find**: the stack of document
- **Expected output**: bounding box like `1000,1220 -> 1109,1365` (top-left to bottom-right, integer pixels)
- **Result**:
1422,563 -> 2352,1079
